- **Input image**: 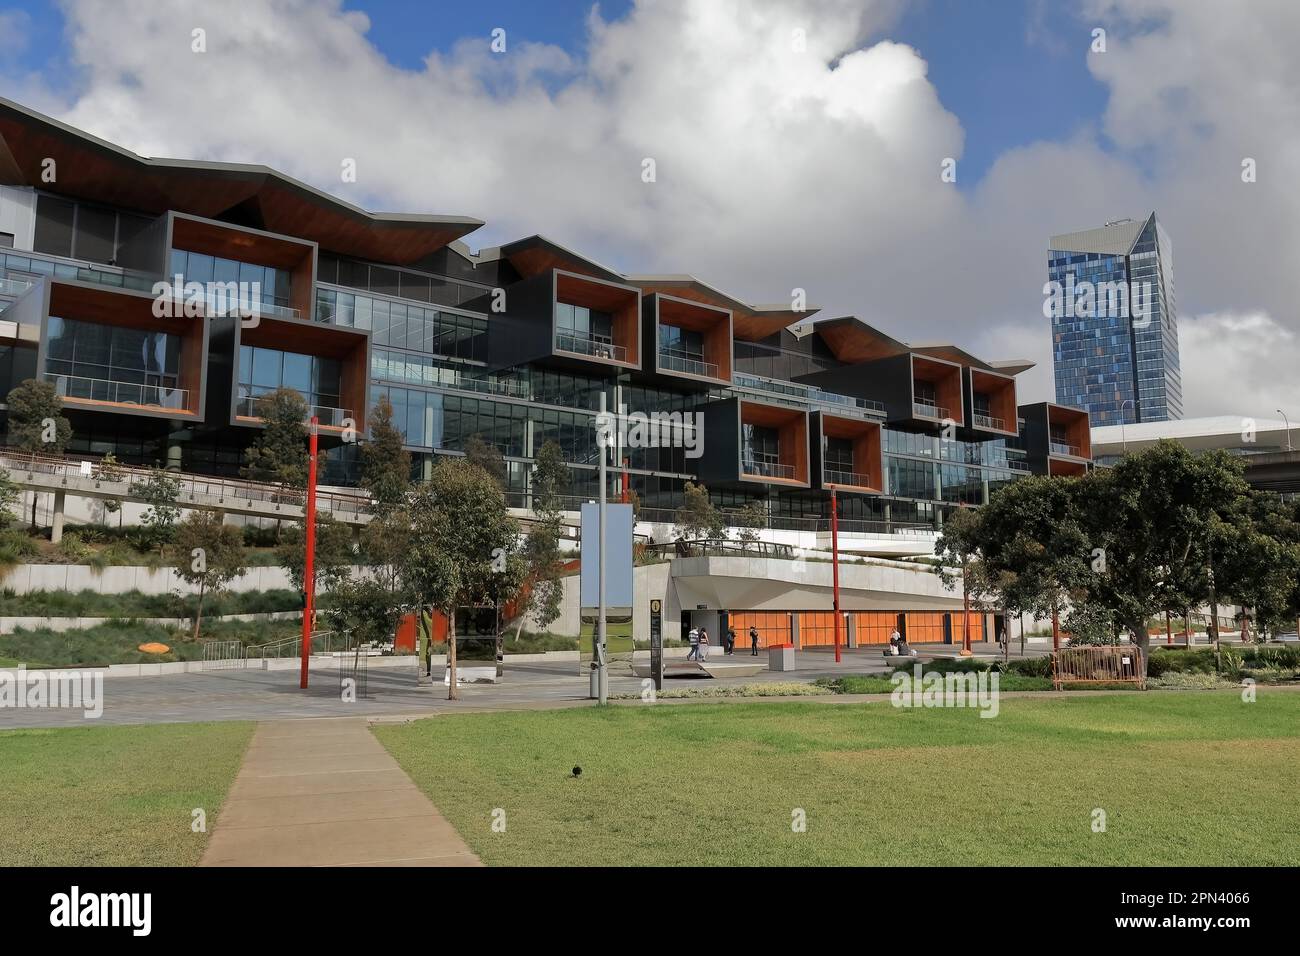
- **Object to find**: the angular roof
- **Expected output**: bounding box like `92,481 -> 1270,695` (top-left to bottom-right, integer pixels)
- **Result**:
622,275 -> 819,342
0,97 -> 482,265
796,317 -> 1034,375
1049,214 -> 1153,256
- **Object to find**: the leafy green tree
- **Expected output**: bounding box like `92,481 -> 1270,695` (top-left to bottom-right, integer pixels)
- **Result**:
1084,442 -> 1251,667
6,378 -> 72,527
463,433 -> 507,489
674,482 -> 725,542
92,453 -> 126,522
6,378 -> 71,455
132,466 -> 182,554
276,511 -> 356,599
242,387 -> 310,492
406,458 -> 520,700
360,505 -> 414,597
359,395 -> 411,513
970,474 -> 1092,651
326,577 -> 409,653
935,506 -> 990,652
0,466 -> 18,529
728,499 -> 766,545
515,440 -> 569,640
173,511 -> 247,641
1213,492 -> 1300,642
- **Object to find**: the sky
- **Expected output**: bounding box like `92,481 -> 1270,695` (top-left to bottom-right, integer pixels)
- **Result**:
0,0 -> 1296,418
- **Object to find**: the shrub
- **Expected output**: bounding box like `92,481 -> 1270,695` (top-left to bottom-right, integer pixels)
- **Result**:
1148,671 -> 1240,690
55,532 -> 91,561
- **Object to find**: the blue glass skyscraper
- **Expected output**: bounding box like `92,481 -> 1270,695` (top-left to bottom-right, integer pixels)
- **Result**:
1047,213 -> 1182,425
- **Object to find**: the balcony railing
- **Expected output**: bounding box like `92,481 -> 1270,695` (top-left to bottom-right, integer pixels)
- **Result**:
973,412 -> 1006,430
731,373 -> 886,419
555,331 -> 627,363
46,372 -> 187,411
658,348 -> 719,379
913,400 -> 949,420
0,277 -> 33,297
742,459 -> 796,480
170,288 -> 302,322
236,395 -> 353,428
1050,441 -> 1082,458
824,468 -> 874,488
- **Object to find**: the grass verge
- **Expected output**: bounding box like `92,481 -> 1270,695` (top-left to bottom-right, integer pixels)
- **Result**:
0,721 -> 254,865
375,691 -> 1300,866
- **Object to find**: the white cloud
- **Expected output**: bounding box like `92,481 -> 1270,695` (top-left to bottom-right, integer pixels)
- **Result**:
1178,311 -> 1299,420
19,0 -> 1300,413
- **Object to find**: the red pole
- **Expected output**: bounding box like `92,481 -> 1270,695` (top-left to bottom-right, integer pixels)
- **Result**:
621,456 -> 629,504
831,488 -> 841,663
960,583 -> 972,656
1051,605 -> 1060,652
299,416 -> 319,690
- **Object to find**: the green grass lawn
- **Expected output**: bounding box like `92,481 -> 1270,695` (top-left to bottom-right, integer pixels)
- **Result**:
375,691 -> 1300,866
0,722 -> 254,865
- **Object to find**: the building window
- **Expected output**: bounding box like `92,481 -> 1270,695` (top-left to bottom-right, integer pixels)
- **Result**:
237,346 -> 342,415
0,232 -> 14,249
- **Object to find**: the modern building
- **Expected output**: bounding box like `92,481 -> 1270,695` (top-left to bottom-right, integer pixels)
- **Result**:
0,96 -> 1095,646
1047,213 -> 1182,426
1092,415 -> 1300,496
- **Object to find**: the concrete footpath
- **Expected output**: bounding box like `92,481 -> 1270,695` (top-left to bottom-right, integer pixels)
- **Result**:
200,717 -> 481,867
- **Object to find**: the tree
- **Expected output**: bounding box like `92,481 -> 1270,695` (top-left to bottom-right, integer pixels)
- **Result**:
359,395 -> 411,514
6,378 -> 71,455
0,466 -> 18,528
173,511 -> 246,641
326,577 -> 409,653
935,506 -> 986,654
728,499 -> 766,545
515,440 -> 568,640
132,466 -> 182,554
6,378 -> 72,528
276,511 -> 356,600
242,387 -> 310,492
360,505 -> 413,597
1084,442 -> 1251,669
92,453 -> 126,524
674,482 -> 725,542
1212,491 -> 1300,642
463,433 -> 507,489
969,474 -> 1092,651
406,458 -> 520,700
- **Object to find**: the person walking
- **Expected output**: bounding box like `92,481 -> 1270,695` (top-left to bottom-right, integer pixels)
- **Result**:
749,625 -> 760,656
687,626 -> 700,661
698,627 -> 710,661
726,627 -> 737,655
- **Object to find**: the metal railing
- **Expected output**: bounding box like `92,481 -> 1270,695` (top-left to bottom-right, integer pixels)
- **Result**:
236,395 -> 353,428
742,459 -> 796,480
0,277 -> 33,297
824,468 -> 873,488
555,331 -> 627,363
913,400 -> 949,420
45,372 -> 188,410
0,447 -> 373,519
654,538 -> 796,559
1050,441 -> 1082,457
658,349 -> 719,379
973,412 -> 1006,430
731,373 -> 886,419
162,287 -> 301,321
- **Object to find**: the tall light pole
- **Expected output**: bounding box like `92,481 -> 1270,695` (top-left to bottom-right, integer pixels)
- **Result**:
595,394 -> 609,705
830,488 -> 841,664
1120,399 -> 1135,455
1277,409 -> 1293,452
299,416 -> 319,690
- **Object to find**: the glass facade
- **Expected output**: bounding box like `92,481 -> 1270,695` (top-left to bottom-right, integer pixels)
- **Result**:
170,249 -> 292,309
45,317 -> 180,405
238,345 -> 342,415
1048,214 -> 1182,425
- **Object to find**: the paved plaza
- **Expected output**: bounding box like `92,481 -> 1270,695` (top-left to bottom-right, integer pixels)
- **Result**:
0,642 -> 1045,729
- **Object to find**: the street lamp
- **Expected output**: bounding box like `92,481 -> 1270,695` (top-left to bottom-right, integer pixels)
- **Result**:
1277,408 -> 1293,452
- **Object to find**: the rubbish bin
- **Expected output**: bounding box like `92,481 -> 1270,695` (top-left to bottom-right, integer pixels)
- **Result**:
768,643 -> 797,672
